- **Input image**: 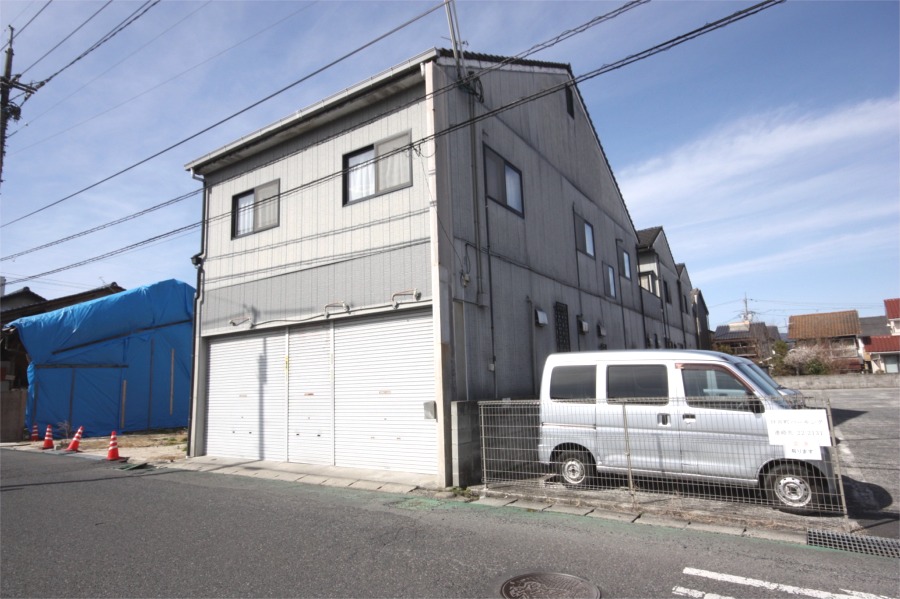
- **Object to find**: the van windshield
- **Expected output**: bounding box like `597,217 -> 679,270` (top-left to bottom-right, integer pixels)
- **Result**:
735,362 -> 781,397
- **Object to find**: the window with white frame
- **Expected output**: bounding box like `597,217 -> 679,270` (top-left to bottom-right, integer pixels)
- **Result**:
232,180 -> 280,238
343,132 -> 412,204
575,214 -> 594,257
484,145 -> 523,215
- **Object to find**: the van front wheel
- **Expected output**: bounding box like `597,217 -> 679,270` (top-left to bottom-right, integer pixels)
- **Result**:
766,464 -> 821,512
558,450 -> 595,489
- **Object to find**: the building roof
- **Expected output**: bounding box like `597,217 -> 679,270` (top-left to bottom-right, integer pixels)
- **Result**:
713,321 -> 770,342
859,315 -> 889,337
1,283 -> 125,325
885,298 -> 900,320
636,227 -> 662,248
0,286 -> 46,313
865,335 -> 900,354
787,310 -> 860,340
186,48 -> 572,176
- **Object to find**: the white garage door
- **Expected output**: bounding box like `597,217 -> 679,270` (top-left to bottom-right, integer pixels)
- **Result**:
333,312 -> 436,474
206,331 -> 287,461
288,324 -> 333,465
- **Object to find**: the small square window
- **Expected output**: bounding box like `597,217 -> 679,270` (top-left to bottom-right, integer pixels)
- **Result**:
232,180 -> 279,238
343,132 -> 412,204
484,145 -> 524,216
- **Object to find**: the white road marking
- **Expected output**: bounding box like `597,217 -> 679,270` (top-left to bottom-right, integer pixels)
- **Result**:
682,568 -> 894,599
672,585 -> 735,599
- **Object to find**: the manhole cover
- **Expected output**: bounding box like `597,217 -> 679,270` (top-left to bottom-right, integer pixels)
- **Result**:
499,572 -> 601,599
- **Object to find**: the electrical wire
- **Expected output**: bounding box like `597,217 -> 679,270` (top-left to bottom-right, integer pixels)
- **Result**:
31,0 -> 161,90
2,1 -> 54,49
10,0 -> 313,147
4,0 -> 648,243
2,0 -> 784,285
1,0 -> 446,230
18,0 -> 113,76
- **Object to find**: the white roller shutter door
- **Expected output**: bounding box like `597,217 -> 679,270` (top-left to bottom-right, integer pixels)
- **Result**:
288,324 -> 333,465
333,312 -> 436,474
206,332 -> 287,461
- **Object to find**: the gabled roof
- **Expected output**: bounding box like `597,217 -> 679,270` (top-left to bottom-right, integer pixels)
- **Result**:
0,286 -> 46,313
637,227 -> 662,248
186,48 -> 573,176
885,298 -> 900,320
865,335 -> 900,354
788,310 -> 860,340
713,321 -> 770,342
1,283 -> 124,325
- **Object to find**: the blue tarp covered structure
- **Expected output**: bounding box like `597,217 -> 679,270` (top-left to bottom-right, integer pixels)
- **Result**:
10,279 -> 194,438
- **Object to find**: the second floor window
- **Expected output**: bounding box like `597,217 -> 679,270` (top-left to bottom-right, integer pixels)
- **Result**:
484,145 -> 523,215
343,132 -> 412,204
575,214 -> 594,257
233,180 -> 279,238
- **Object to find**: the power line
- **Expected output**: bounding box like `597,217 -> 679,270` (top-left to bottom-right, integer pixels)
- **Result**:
33,0 -> 161,89
1,189 -> 201,261
0,0 -> 446,230
2,1 -> 54,49
3,0 -> 783,285
5,0 -> 651,258
9,0 -> 312,147
19,0 -> 113,76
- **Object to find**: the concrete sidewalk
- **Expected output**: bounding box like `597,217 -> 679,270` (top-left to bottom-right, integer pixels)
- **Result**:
157,454 -> 441,494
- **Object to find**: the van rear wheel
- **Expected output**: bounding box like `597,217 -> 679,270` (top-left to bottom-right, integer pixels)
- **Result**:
766,464 -> 821,512
558,450 -> 595,488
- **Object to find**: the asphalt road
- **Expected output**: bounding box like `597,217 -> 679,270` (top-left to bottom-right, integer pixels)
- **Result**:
2,450 -> 897,599
817,388 -> 900,538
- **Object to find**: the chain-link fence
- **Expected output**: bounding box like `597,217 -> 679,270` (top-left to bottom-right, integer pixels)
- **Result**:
480,395 -> 846,515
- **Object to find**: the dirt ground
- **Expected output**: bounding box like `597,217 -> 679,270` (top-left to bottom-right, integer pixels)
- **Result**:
48,429 -> 188,463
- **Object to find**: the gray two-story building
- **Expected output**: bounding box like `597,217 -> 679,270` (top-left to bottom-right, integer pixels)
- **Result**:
185,49 -> 709,487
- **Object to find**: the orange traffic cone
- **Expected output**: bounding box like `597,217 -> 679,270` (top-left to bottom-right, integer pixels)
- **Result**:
31,424 -> 40,441
65,426 -> 84,452
41,425 -> 54,450
106,431 -> 120,461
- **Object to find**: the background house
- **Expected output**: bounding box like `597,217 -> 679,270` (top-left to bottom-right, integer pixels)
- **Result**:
3,279 -> 194,438
787,310 -> 864,373
712,320 -> 778,362
185,49 -> 706,486
861,298 -> 900,373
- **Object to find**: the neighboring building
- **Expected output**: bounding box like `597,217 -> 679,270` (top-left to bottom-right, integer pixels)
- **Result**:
787,310 -> 863,372
184,49 -> 706,486
635,228 -> 702,349
1,282 -> 125,392
3,280 -> 194,437
712,320 -> 777,362
861,298 -> 900,374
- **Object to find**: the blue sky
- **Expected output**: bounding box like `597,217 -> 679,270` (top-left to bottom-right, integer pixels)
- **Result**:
1,0 -> 897,332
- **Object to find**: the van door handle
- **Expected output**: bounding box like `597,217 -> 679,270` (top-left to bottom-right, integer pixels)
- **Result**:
658,413 -> 670,426
683,413 -> 696,423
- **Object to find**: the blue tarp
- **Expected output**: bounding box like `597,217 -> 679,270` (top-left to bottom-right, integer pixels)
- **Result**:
10,279 -> 195,438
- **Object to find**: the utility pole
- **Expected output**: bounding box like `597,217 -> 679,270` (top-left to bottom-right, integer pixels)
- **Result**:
1,26 -> 40,188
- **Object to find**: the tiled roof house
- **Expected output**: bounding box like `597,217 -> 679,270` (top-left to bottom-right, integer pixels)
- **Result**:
787,310 -> 863,372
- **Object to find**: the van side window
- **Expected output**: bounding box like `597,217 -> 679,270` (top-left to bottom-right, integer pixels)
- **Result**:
682,365 -> 762,412
549,365 -> 596,402
607,365 -> 668,405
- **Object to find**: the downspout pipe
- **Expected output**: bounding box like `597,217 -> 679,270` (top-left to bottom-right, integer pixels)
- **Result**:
187,170 -> 207,457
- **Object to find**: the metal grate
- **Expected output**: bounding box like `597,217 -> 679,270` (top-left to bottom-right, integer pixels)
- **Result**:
807,529 -> 900,558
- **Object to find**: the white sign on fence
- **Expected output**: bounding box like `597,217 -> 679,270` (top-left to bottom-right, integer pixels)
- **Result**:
765,409 -> 832,459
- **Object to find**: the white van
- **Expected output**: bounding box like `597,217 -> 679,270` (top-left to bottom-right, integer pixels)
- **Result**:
536,350 -> 836,511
